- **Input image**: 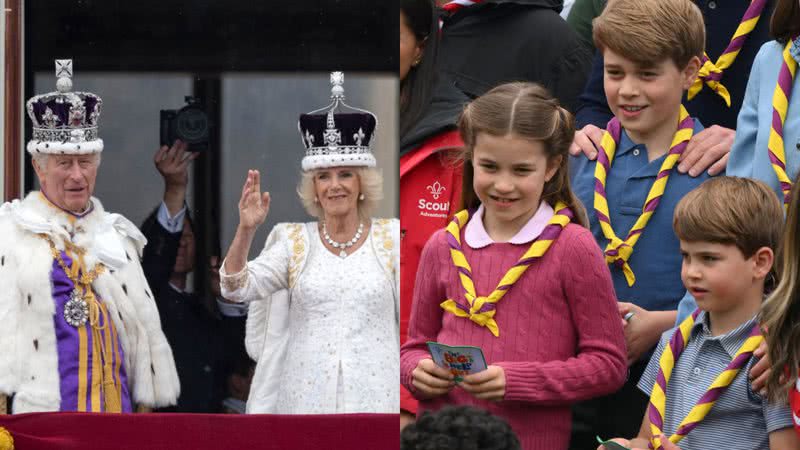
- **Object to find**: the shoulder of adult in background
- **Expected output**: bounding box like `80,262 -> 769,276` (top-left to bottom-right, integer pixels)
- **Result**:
438,0 -> 586,80
565,0 -> 606,54
400,75 -> 470,156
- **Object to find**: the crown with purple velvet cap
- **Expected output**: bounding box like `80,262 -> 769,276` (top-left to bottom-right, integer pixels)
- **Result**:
26,59 -> 103,155
297,71 -> 377,171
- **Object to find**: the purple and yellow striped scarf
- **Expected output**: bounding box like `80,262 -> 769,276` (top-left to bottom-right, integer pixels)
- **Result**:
439,202 -> 572,337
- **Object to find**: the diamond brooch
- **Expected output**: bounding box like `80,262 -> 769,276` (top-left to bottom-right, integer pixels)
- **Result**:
63,289 -> 89,327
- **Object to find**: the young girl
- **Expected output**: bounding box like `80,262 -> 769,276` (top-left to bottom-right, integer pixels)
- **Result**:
399,83 -> 627,450
726,0 -> 800,206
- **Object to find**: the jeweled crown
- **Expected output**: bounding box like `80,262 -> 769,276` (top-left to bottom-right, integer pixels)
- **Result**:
26,59 -> 103,155
297,71 -> 377,171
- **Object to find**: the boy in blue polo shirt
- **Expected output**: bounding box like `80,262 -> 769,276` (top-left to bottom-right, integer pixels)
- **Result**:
568,0 -> 726,446
606,177 -> 797,450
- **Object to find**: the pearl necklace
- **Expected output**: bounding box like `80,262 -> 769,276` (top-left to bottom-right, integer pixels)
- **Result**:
322,221 -> 364,258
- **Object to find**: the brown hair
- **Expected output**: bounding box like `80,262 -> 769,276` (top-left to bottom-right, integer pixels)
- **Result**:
672,177 -> 783,259
593,0 -> 705,68
770,0 -> 800,45
457,82 -> 588,227
763,175 -> 800,404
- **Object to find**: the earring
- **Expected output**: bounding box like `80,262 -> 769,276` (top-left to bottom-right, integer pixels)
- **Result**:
314,196 -> 319,203
359,194 -> 365,201
412,58 -> 421,67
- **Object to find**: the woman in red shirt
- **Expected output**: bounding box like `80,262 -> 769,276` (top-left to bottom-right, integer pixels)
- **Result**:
400,0 -> 468,427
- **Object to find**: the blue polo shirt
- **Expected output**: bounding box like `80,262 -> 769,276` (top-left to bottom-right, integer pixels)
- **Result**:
574,0 -> 776,130
569,120 -> 711,312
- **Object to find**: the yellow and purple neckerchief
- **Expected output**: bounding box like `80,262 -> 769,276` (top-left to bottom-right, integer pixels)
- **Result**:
767,38 -> 798,207
593,105 -> 694,287
689,0 -> 768,106
439,202 -> 572,337
648,309 -> 762,449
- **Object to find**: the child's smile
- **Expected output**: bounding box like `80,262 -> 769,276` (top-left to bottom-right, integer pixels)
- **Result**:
471,133 -> 559,241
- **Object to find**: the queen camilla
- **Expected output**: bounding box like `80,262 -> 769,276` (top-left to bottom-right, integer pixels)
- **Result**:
219,72 -> 399,414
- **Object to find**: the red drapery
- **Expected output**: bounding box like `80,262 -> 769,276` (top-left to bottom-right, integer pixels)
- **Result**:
0,412 -> 398,450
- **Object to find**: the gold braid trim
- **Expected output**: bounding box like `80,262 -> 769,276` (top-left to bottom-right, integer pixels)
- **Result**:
40,235 -> 121,412
371,219 -> 395,275
287,224 -> 305,288
40,235 -> 105,327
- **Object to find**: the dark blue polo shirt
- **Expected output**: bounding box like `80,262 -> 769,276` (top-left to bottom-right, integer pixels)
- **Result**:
570,120 -> 711,312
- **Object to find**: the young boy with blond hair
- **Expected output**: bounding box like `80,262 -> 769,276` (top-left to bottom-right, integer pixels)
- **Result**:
568,0 -> 733,445
603,177 -> 798,449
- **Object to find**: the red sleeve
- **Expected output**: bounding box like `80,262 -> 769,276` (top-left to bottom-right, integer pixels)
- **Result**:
791,380 -> 800,435
400,230 -> 449,398
498,227 -> 627,404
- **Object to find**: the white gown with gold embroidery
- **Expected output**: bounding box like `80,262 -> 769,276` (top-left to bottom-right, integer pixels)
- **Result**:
220,219 -> 399,414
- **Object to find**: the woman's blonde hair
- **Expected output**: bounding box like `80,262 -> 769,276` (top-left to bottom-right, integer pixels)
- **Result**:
457,82 -> 587,227
763,178 -> 800,403
297,167 -> 383,221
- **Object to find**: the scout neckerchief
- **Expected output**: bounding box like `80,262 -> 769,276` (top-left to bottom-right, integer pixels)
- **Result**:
593,105 -> 694,286
767,37 -> 798,207
439,202 -> 572,337
688,0 -> 768,106
648,309 -> 762,449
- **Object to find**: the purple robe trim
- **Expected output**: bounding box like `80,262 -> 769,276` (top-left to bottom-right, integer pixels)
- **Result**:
51,252 -> 132,412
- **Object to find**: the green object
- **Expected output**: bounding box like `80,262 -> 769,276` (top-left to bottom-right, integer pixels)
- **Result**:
566,0 -> 607,54
596,436 -> 631,450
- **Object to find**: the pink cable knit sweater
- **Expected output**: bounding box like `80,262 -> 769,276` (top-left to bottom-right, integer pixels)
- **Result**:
400,223 -> 627,450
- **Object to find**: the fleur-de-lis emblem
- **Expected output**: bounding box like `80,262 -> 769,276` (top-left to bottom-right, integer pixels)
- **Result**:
304,130 -> 315,148
427,181 -> 445,200
41,107 -> 61,128
353,128 -> 365,146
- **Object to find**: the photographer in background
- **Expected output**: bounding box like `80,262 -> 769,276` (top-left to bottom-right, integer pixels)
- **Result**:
141,140 -> 250,413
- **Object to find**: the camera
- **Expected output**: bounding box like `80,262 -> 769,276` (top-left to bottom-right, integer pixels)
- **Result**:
160,96 -> 210,151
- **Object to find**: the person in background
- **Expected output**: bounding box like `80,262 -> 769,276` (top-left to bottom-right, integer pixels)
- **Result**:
435,0 -> 591,112
401,405 -> 522,450
400,0 -> 468,429
141,141 -> 249,413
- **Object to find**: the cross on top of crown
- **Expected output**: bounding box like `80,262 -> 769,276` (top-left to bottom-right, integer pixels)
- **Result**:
55,59 -> 74,94
330,71 -> 344,99
56,60 -> 72,79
